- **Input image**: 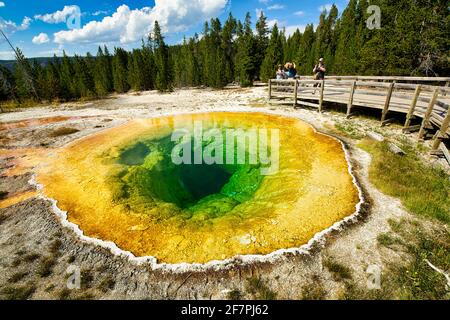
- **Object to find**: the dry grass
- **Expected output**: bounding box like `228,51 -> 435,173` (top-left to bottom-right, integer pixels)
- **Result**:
23,253 -> 41,263
98,275 -> 115,293
246,277 -> 277,300
49,239 -> 62,254
1,283 -> 36,300
57,288 -> 72,300
301,275 -> 327,300
339,218 -> 449,300
334,120 -> 365,139
226,289 -> 243,300
8,271 -> 29,284
81,269 -> 94,289
37,256 -> 56,277
358,139 -> 450,225
324,259 -> 353,281
380,219 -> 449,300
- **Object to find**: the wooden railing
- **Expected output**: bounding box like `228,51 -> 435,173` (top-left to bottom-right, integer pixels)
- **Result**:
268,77 -> 450,156
297,75 -> 450,85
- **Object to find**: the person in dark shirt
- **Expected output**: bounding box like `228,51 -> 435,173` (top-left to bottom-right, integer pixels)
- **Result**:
313,58 -> 326,93
313,58 -> 326,80
285,62 -> 297,78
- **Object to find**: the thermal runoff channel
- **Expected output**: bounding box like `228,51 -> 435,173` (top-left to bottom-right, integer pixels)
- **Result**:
35,113 -> 360,264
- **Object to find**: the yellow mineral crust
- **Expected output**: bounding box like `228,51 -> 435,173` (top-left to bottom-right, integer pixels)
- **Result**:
32,112 -> 360,264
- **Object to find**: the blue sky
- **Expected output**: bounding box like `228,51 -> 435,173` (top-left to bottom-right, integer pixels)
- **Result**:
0,0 -> 348,59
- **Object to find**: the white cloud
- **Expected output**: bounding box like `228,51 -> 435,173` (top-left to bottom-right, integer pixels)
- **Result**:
0,2 -> 5,8
255,8 -> 264,18
37,47 -> 65,57
32,33 -> 50,44
267,4 -> 285,10
258,0 -> 270,4
318,4 -> 333,12
294,11 -> 305,16
34,5 -> 79,24
266,18 -> 305,36
54,1 -> 228,45
0,16 -> 31,34
0,51 -> 15,60
20,17 -> 31,30
92,10 -> 109,16
267,19 -> 279,28
284,25 -> 306,36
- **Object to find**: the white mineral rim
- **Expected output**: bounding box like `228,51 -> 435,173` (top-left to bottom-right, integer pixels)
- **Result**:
28,107 -> 366,273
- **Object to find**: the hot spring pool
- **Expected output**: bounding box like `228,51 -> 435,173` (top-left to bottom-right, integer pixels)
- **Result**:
36,112 -> 361,264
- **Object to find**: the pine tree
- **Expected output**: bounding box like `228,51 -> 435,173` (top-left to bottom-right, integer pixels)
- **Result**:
12,48 -> 37,101
151,21 -> 172,91
260,24 -> 284,82
334,0 -> 359,74
284,29 -> 301,64
112,47 -> 130,93
128,49 -> 146,91
0,65 -> 14,101
140,44 -> 154,90
31,59 -> 47,100
59,51 -> 76,100
173,40 -> 186,87
296,24 -> 315,75
199,22 -> 210,85
175,37 -> 200,87
310,5 -> 339,74
73,55 -> 95,98
222,13 -> 237,84
359,0 -> 449,76
326,5 -> 339,73
412,0 -> 449,76
235,12 -> 256,87
189,36 -> 201,86
209,18 -> 226,88
45,60 -> 61,101
94,46 -> 113,96
255,11 -> 269,79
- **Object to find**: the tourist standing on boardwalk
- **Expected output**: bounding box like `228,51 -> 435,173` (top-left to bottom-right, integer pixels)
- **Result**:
313,58 -> 326,80
276,65 -> 287,79
285,62 -> 297,79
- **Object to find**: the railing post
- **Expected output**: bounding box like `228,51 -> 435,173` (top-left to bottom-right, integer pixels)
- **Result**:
293,79 -> 298,107
318,80 -> 325,112
381,82 -> 395,123
404,84 -> 421,129
431,106 -> 450,151
346,81 -> 356,118
418,89 -> 439,141
268,79 -> 272,101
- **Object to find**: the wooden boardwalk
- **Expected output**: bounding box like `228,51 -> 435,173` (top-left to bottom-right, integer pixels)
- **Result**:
268,77 -> 450,158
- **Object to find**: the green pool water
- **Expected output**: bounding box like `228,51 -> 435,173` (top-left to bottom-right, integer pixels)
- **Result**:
113,133 -> 264,218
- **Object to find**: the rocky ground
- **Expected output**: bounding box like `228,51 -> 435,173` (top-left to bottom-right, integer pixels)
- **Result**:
0,86 -> 448,300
